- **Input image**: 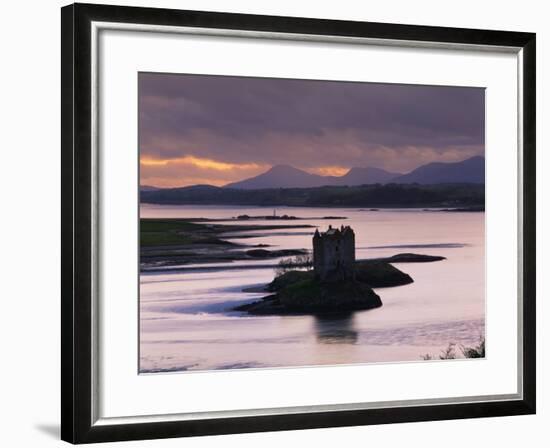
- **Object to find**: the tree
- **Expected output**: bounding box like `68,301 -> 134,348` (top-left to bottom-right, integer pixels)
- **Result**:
275,254 -> 312,277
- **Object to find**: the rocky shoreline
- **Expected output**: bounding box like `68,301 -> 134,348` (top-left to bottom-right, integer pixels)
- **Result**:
140,218 -> 448,270
235,280 -> 383,315
140,218 -> 315,269
141,217 -> 448,317
234,259 -> 428,316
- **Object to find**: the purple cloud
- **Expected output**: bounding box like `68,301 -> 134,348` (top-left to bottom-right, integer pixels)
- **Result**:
139,72 -> 484,186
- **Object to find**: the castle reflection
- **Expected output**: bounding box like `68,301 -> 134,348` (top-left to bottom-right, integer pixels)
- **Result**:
313,313 -> 358,344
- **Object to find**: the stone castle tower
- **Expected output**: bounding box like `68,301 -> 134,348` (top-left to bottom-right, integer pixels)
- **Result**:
313,225 -> 356,282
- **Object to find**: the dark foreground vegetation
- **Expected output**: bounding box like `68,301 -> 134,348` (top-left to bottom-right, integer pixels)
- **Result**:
421,337 -> 486,360
141,183 -> 485,208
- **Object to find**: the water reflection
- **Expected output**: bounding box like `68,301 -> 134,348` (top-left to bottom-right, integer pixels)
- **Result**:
313,313 -> 358,344
140,204 -> 485,371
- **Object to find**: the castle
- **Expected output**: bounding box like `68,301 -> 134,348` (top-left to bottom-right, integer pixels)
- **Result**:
313,225 -> 356,281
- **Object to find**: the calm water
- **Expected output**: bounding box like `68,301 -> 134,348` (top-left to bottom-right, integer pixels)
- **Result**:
140,204 -> 485,372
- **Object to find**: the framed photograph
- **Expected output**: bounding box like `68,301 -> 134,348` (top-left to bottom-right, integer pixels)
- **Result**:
61,2 -> 536,444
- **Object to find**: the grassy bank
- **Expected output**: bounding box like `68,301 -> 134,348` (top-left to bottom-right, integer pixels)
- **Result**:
140,218 -> 313,268
140,219 -> 205,246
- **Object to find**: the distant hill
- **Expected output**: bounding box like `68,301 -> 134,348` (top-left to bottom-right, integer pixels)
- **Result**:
225,165 -> 329,189
392,156 -> 485,184
224,164 -> 401,189
140,185 -> 161,192
141,183 -> 484,208
333,167 -> 402,186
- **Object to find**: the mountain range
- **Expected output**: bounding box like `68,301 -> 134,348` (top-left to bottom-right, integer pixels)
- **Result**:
221,156 -> 484,190
223,165 -> 401,189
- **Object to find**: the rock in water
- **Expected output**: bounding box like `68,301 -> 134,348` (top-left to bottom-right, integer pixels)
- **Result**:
268,260 -> 414,292
383,253 -> 446,263
267,270 -> 314,292
235,279 -> 381,315
354,260 -> 413,287
235,258 -> 428,316
279,279 -> 382,312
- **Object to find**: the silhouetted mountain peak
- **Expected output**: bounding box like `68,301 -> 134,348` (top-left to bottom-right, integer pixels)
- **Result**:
269,164 -> 296,171
266,164 -> 306,175
392,156 -> 484,184
224,164 -> 321,189
338,166 -> 402,185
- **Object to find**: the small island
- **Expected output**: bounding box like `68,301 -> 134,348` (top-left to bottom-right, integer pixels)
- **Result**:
235,225 -> 442,316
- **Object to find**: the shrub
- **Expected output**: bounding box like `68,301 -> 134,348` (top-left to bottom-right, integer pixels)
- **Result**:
421,337 -> 485,360
438,343 -> 457,359
275,254 -> 312,277
460,337 -> 485,358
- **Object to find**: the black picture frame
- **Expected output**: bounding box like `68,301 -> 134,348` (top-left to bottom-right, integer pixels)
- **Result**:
61,2 -> 536,444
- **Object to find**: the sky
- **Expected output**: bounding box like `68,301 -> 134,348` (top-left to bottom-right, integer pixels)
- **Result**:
139,73 -> 485,188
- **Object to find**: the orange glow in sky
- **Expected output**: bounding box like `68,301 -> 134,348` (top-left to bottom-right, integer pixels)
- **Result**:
308,166 -> 349,177
140,154 -> 401,188
140,154 -> 266,172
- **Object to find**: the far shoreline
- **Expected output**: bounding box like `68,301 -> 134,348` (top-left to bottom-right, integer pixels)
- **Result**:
141,202 -> 485,212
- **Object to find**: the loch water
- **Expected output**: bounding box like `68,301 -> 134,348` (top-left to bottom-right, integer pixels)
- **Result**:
140,204 -> 485,372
